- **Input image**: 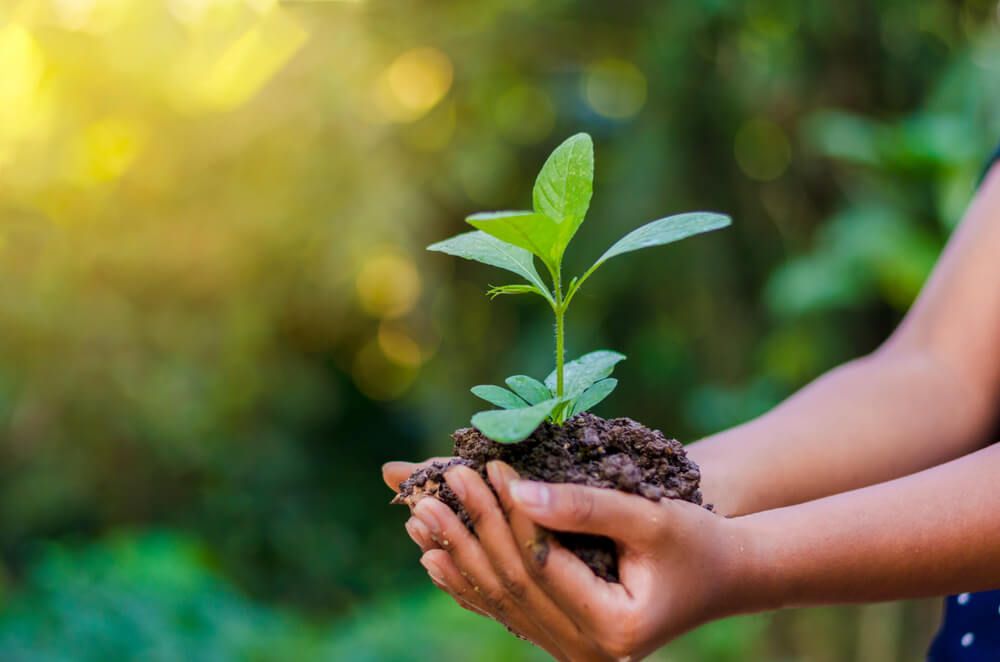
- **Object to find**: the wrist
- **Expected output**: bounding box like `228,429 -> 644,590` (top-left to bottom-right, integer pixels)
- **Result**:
687,444 -> 755,517
721,513 -> 788,615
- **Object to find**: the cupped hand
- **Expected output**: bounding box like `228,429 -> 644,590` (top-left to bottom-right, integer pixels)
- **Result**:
382,459 -> 759,661
382,459 -> 581,660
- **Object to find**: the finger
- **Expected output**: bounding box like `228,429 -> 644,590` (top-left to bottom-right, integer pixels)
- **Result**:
412,498 -> 571,659
507,478 -> 661,543
412,497 -> 517,615
420,549 -> 493,618
443,466 -> 537,603
490,461 -> 631,633
404,517 -> 439,552
445,465 -> 600,659
422,549 -> 569,661
382,457 -> 450,492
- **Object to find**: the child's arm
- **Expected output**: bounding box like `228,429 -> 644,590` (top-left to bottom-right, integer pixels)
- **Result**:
690,164 -> 1000,515
743,437 -> 1000,608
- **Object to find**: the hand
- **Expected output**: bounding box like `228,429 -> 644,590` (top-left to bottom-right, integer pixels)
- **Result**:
382,459 -> 577,660
387,459 -> 760,660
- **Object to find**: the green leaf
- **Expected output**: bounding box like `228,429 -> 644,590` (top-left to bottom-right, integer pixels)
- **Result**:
545,350 -> 626,399
470,385 -> 529,410
565,212 -> 730,306
571,378 -> 618,416
533,133 -> 594,260
466,211 -> 562,274
550,398 -> 575,424
427,230 -> 552,302
504,375 -> 551,405
472,398 -> 560,443
595,212 -> 731,267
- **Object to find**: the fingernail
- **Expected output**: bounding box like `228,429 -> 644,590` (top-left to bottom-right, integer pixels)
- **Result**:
405,518 -> 429,547
414,498 -> 445,537
444,468 -> 467,501
420,556 -> 446,584
382,461 -> 408,476
510,480 -> 549,509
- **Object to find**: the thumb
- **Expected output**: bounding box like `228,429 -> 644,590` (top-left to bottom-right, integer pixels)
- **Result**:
508,480 -> 662,542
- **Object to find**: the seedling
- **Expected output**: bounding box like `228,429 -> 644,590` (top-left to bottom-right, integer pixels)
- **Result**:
429,133 -> 730,443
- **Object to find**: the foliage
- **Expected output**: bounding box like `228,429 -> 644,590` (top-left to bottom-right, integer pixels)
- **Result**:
430,134 -> 729,442
0,532 -> 325,662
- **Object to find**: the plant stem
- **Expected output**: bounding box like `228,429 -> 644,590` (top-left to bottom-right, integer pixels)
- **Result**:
554,271 -> 565,399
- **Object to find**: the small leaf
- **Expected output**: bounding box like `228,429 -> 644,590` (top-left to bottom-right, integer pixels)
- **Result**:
486,284 -> 542,299
549,398 -> 575,424
545,350 -> 626,398
471,385 -> 529,410
504,375 -> 551,405
472,398 -> 561,443
595,212 -> 730,267
466,211 -> 562,273
571,378 -> 618,416
428,231 -> 552,301
533,133 -> 594,259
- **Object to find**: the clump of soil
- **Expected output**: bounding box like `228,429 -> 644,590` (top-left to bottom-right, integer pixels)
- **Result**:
393,412 -> 703,582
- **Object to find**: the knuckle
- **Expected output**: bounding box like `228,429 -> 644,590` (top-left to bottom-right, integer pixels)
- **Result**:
497,569 -> 529,603
567,489 -> 595,524
482,585 -> 512,615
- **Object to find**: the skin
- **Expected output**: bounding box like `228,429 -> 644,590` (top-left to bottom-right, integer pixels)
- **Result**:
382,165 -> 1000,660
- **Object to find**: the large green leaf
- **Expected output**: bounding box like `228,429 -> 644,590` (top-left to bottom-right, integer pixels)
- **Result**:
570,378 -> 618,416
470,385 -> 529,410
471,398 -> 560,443
504,375 -> 551,405
466,211 -> 562,274
595,212 -> 731,267
533,134 -> 594,258
565,212 -> 731,305
427,230 -> 551,301
545,350 -> 626,398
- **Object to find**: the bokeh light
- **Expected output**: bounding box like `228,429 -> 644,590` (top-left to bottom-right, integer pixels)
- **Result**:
0,24 -> 48,166
352,338 -> 419,401
378,322 -> 424,368
355,252 -> 423,319
582,58 -> 647,120
373,46 -> 454,123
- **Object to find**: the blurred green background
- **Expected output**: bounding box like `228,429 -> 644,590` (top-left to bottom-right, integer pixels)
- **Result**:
1,0 -> 999,660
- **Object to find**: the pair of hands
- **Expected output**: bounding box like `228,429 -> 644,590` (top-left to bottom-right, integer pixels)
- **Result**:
383,459 -> 758,661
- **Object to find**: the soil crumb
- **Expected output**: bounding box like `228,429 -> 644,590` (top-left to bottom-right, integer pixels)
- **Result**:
393,413 -> 702,582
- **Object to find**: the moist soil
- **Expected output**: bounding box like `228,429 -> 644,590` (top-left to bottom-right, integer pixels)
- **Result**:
393,412 -> 703,582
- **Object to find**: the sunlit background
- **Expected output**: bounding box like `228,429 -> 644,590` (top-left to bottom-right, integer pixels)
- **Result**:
1,0 -> 999,659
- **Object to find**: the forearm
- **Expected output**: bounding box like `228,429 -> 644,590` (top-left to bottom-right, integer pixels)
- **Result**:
689,348 -> 994,515
689,165 -> 1000,517
738,440 -> 1000,610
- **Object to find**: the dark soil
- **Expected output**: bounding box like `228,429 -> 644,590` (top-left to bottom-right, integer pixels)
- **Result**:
392,412 -> 703,582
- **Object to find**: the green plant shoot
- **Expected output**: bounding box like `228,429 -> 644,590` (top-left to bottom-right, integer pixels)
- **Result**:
428,133 -> 730,443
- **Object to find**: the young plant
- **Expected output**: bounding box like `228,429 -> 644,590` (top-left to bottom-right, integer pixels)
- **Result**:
429,133 -> 730,443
